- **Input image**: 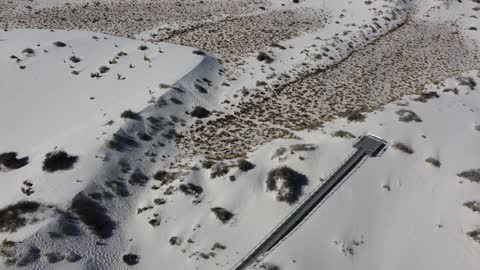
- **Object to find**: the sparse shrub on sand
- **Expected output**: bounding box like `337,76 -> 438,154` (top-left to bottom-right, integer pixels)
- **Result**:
69,55 -> 81,63
457,169 -> 480,183
202,160 -> 216,169
457,76 -> 477,90
260,263 -> 281,270
237,159 -> 255,171
464,201 -> 480,213
122,254 -> 140,265
266,166 -> 308,204
425,157 -> 441,168
45,252 -> 64,264
22,48 -> 35,55
413,91 -> 439,103
191,106 -> 211,118
128,171 -> 149,186
179,183 -> 203,197
467,228 -> 480,244
0,152 -> 29,170
346,111 -> 366,122
257,51 -> 274,63
120,109 -> 140,120
210,162 -> 229,178
396,109 -> 422,122
475,125 -> 480,132
53,41 -> 67,47
71,193 -> 116,239
192,50 -> 206,55
290,144 -> 316,152
107,133 -> 140,152
99,66 -> 110,74
42,151 -> 78,172
194,83 -> 208,93
332,130 -> 355,138
210,207 -> 234,224
391,142 -> 414,154
153,170 -> 178,185
0,201 -> 41,233
138,44 -> 148,51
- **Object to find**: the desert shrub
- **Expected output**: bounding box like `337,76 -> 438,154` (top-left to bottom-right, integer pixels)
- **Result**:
22,48 -> 35,55
107,133 -> 140,152
211,242 -> 226,250
202,160 -> 215,169
237,159 -> 255,171
120,109 -> 140,120
45,252 -> 64,263
475,125 -> 480,132
179,183 -> 203,197
42,151 -> 78,172
391,142 -> 414,154
170,97 -> 183,104
458,76 -> 477,90
396,109 -> 422,122
257,52 -> 274,63
260,263 -> 280,270
413,91 -> 439,103
148,218 -> 161,227
137,132 -> 152,141
65,252 -> 82,262
266,166 -> 308,204
16,246 -> 41,267
129,171 -> 149,186
90,72 -> 101,78
290,144 -> 316,151
467,228 -> 480,244
443,88 -> 459,95
346,111 -> 366,122
153,198 -> 166,205
457,169 -> 480,183
464,201 -> 480,213
122,254 -> 140,265
210,207 -> 234,224
425,157 -> 441,168
69,55 -> 81,63
211,162 -> 229,178
71,193 -> 116,239
191,106 -> 211,118
53,41 -> 66,47
138,44 -> 148,51
194,84 -> 208,93
0,152 -> 29,170
271,147 -> 287,160
192,50 -> 206,55
169,236 -> 182,245
106,180 -> 130,197
99,66 -> 110,74
0,201 -> 41,233
153,170 -> 178,185
332,130 -> 355,138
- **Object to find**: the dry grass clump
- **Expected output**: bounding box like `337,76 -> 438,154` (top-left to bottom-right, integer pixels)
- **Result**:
210,207 -> 234,224
396,109 -> 422,122
391,142 -> 414,154
191,106 -> 211,118
425,157 -> 441,168
346,112 -> 367,122
457,169 -> 480,183
266,166 -> 308,204
290,144 -> 316,152
332,130 -> 355,138
467,228 -> 480,244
